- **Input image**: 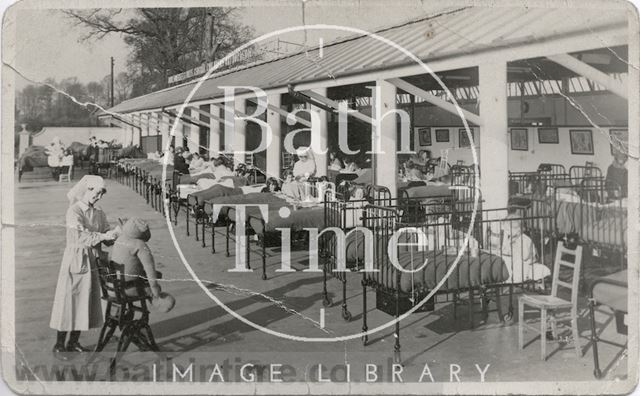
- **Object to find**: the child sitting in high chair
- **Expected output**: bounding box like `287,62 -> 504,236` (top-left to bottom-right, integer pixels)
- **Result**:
111,218 -> 175,312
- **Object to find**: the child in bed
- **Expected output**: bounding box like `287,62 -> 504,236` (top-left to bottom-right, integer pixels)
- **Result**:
315,176 -> 334,202
488,211 -> 550,284
404,160 -> 425,181
212,158 -> 234,179
281,170 -> 302,200
189,153 -> 211,176
261,177 -> 281,193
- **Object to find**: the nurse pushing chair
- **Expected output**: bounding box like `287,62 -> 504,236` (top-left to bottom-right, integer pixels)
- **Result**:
49,176 -> 173,361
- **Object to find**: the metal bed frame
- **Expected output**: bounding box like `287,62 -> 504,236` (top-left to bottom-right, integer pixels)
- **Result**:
194,180 -> 338,279
355,206 -> 554,359
318,185 -> 393,320
550,179 -> 626,269
588,274 -> 628,379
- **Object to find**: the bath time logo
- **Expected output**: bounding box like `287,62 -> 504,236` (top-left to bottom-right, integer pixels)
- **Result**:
16,356 -> 491,383
158,24 -> 480,344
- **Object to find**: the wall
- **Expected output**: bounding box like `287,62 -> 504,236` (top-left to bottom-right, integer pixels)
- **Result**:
32,127 -> 129,147
504,126 -> 622,172
408,92 -> 627,172
410,92 -> 627,126
412,125 -> 625,172
413,126 -> 477,164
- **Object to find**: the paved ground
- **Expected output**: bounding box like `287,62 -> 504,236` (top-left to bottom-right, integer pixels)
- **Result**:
12,176 -> 629,384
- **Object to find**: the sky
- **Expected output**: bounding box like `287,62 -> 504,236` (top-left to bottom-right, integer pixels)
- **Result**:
7,2 -> 448,89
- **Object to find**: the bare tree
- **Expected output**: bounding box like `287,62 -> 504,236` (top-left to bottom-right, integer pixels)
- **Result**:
114,72 -> 134,103
63,8 -> 254,96
86,81 -> 107,106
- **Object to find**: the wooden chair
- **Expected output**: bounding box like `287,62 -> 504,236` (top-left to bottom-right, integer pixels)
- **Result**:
58,165 -> 72,182
519,242 -> 583,360
91,260 -> 159,375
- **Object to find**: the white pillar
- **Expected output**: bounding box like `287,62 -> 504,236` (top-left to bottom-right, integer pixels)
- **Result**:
232,98 -> 247,165
125,117 -> 134,147
174,117 -> 185,149
132,114 -> 141,147
142,113 -> 149,137
479,61 -> 508,209
158,113 -> 169,151
188,108 -> 200,153
148,112 -> 157,152
18,125 -> 29,156
150,112 -> 158,133
266,94 -> 282,178
375,80 -> 398,198
208,104 -> 221,156
313,88 -> 329,177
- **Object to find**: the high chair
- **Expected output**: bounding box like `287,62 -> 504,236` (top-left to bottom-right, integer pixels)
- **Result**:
90,259 -> 159,376
518,242 -> 583,360
58,165 -> 72,182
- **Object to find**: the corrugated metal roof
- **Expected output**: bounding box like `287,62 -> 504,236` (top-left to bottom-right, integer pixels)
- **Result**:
109,6 -> 627,114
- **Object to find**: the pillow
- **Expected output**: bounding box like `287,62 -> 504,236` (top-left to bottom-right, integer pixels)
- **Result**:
218,178 -> 235,189
220,175 -> 248,187
197,178 -> 218,190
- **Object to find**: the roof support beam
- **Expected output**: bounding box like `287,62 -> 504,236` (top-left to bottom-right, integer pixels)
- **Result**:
163,109 -> 210,129
188,105 -> 234,128
386,77 -> 484,126
246,98 -> 312,128
131,112 -> 181,132
110,114 -> 141,130
291,87 -> 373,125
547,53 -> 627,99
110,24 -> 626,113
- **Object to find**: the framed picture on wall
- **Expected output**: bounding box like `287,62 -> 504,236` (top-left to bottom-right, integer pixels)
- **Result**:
610,128 -> 628,155
510,128 -> 528,151
417,127 -> 431,146
435,129 -> 450,142
459,128 -> 474,148
538,127 -> 559,144
569,129 -> 594,155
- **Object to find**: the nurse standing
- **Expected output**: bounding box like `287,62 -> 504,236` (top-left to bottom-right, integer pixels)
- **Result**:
49,175 -> 117,359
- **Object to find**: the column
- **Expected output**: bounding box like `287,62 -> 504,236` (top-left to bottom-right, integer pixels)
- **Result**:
174,115 -> 184,149
478,61 -> 508,210
125,117 -> 133,146
313,88 -> 329,177
148,112 -> 158,151
232,98 -> 247,165
188,108 -> 200,153
375,80 -> 398,198
208,104 -> 221,156
18,125 -> 29,156
132,114 -> 141,147
266,94 -> 282,178
158,113 -> 170,151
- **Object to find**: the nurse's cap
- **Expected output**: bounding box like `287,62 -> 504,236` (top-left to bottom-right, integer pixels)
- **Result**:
66,175 -> 106,204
